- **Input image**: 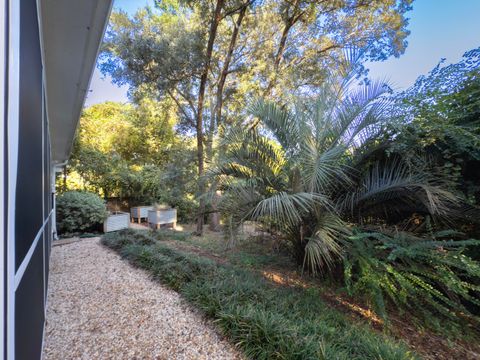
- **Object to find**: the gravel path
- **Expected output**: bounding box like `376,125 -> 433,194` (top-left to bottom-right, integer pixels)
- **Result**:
43,237 -> 243,360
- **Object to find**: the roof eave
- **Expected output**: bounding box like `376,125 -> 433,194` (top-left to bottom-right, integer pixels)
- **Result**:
40,0 -> 113,164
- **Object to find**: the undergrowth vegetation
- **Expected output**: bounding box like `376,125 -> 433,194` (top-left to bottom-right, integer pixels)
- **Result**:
102,229 -> 417,360
210,51 -> 480,333
343,230 -> 480,333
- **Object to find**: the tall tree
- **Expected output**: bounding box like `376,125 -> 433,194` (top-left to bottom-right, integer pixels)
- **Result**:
195,0 -> 226,234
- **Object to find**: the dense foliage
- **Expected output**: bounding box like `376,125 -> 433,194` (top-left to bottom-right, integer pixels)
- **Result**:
67,0 -> 480,339
343,230 -> 480,330
56,191 -> 108,234
102,229 -> 416,360
213,55 -> 457,268
99,0 -> 413,232
210,51 -> 480,328
63,101 -> 198,222
391,48 -> 480,215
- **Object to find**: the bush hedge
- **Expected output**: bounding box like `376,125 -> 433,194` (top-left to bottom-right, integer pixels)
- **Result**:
57,191 -> 108,234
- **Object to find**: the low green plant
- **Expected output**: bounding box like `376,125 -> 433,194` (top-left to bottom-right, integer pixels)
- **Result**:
78,232 -> 101,238
102,229 -> 156,250
101,230 -> 416,360
343,230 -> 480,332
152,229 -> 189,242
228,252 -> 286,269
56,191 -> 108,234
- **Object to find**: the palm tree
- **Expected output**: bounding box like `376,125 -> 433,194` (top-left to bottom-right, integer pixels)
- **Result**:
211,57 -> 456,273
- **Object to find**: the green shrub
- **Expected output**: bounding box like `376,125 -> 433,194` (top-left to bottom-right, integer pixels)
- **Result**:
343,230 -> 480,331
101,230 -> 416,360
56,191 -> 108,234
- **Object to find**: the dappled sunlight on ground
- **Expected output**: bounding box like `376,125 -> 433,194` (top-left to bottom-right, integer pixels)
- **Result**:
173,224 -> 185,231
262,270 -> 309,288
129,221 -> 184,231
332,297 -> 384,326
261,269 -> 384,326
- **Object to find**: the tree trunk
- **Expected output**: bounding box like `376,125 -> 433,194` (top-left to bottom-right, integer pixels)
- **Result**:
264,0 -> 301,96
208,5 -> 248,231
195,0 -> 225,236
214,5 -> 247,126
208,190 -> 222,231
206,93 -> 216,162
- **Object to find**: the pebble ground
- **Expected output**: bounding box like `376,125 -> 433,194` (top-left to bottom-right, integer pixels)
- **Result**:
43,237 -> 243,360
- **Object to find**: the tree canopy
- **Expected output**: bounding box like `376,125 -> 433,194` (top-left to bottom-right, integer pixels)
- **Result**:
99,0 -> 413,232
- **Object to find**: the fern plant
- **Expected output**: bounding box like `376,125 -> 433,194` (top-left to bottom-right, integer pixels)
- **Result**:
343,229 -> 480,328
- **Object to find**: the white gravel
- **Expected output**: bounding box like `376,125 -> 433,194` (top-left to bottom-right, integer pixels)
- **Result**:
43,237 -> 243,360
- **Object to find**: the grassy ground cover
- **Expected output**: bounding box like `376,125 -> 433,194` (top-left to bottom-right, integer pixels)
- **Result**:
102,229 -> 416,360
172,227 -> 480,358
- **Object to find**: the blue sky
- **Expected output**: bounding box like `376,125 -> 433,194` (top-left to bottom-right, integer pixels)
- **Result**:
84,0 -> 480,106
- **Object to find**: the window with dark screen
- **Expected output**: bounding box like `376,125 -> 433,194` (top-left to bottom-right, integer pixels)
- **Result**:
14,0 -> 47,359
14,235 -> 45,360
43,99 -> 51,217
14,0 -> 43,270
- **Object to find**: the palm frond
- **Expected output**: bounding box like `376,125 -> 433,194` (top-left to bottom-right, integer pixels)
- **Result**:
303,213 -> 347,274
252,192 -> 332,227
300,141 -> 351,193
332,79 -> 390,148
249,99 -> 299,152
215,125 -> 288,191
338,159 -> 458,220
218,181 -> 262,222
